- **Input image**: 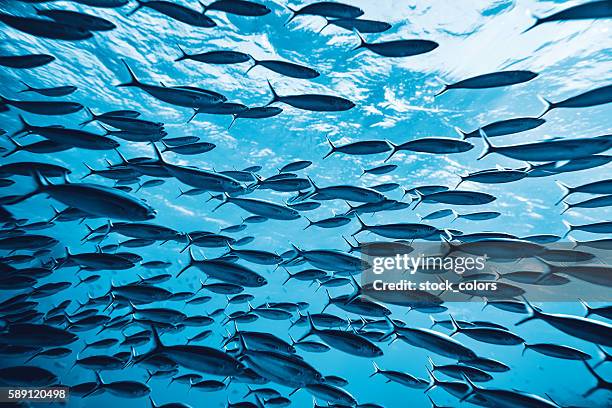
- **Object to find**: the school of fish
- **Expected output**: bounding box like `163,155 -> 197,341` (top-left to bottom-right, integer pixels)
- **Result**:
0,0 -> 611,407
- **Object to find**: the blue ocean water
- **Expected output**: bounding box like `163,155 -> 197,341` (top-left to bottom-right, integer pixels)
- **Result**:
0,0 -> 611,407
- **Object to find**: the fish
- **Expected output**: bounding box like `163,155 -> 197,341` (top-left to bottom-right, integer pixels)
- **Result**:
175,45 -> 251,64
229,106 -> 283,128
319,17 -> 392,33
539,84 -> 612,117
128,0 -> 216,27
307,176 -> 386,203
448,315 -> 524,345
34,7 -> 117,31
386,137 -> 474,161
436,70 -> 538,96
361,164 -> 397,176
0,54 -> 55,68
478,130 -> 612,161
353,32 -> 439,57
523,343 -> 591,360
353,214 -> 439,240
370,362 -> 428,388
579,299 -> 612,320
517,297 -> 612,346
161,140 -> 216,155
324,137 -> 391,158
0,13 -> 93,40
117,59 -> 225,108
266,81 -> 354,112
456,117 -> 546,139
246,59 -> 320,79
202,0 -> 271,16
14,116 -> 118,150
11,172 -> 156,221
428,357 -> 493,382
3,137 -> 71,157
19,81 -> 77,97
524,0 -> 612,32
556,179 -> 612,204
414,189 -> 497,207
563,220 -> 612,237
286,2 -> 364,25
0,95 -> 83,115
214,193 -> 300,220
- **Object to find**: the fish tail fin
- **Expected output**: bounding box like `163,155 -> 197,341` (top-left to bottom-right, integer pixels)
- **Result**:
127,0 -> 145,16
560,201 -> 570,215
318,18 -> 330,34
577,298 -> 592,317
284,6 -> 298,26
411,190 -> 425,210
562,220 -> 573,238
174,43 -> 189,62
427,356 -> 437,370
448,314 -> 461,336
13,114 -> 32,137
352,213 -> 368,236
434,84 -> 449,97
582,361 -> 605,397
81,162 -> 95,179
227,115 -> 238,129
521,13 -> 542,33
323,136 -> 336,159
297,312 -> 316,341
424,366 -> 439,393
282,267 -> 293,285
177,248 -> 195,277
351,30 -> 366,51
117,59 -> 141,87
151,142 -> 167,165
522,343 -> 530,356
303,216 -> 313,230
150,325 -> 164,352
18,80 -> 32,92
265,79 -> 280,106
2,135 -> 22,158
244,59 -> 258,76
321,289 -> 332,312
198,0 -> 208,13
149,397 -> 157,408
305,175 -> 318,193
515,296 -> 542,326
454,126 -> 469,140
536,95 -> 555,118
212,193 -> 230,212
186,108 -> 199,124
369,361 -> 381,377
383,141 -> 398,163
342,235 -> 356,252
79,107 -> 97,127
477,129 -> 496,160
554,180 -> 572,205
458,373 -> 478,402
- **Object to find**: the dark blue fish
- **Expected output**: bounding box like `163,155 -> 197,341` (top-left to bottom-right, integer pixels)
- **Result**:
320,17 -> 391,33
0,13 -> 93,40
202,0 -> 271,16
354,32 -> 438,58
436,70 -> 538,96
247,59 -> 320,79
128,0 -> 216,27
0,95 -> 83,115
539,84 -> 612,117
524,0 -> 612,32
456,117 -> 545,139
19,81 -> 77,97
34,7 -> 116,31
286,1 -> 364,25
266,81 -> 354,111
175,45 -> 251,64
0,54 -> 54,68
